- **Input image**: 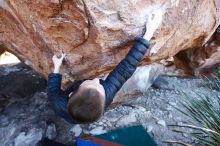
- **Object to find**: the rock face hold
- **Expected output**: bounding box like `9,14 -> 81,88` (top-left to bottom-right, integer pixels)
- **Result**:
0,0 -> 220,84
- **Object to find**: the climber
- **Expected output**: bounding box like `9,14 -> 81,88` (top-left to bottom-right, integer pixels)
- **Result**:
47,9 -> 164,124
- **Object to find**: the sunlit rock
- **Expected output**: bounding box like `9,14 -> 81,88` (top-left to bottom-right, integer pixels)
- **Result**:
0,0 -> 219,84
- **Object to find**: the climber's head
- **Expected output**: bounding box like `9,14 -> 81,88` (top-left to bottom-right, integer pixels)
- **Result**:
67,78 -> 105,123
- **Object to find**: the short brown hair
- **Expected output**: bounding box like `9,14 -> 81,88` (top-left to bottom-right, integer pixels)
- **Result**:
67,87 -> 105,123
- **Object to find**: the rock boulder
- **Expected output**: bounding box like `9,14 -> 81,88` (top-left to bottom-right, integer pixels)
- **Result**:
0,0 -> 220,84
175,26 -> 220,75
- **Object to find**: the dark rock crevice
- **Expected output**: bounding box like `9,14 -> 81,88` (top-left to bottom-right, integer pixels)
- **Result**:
0,63 -> 47,112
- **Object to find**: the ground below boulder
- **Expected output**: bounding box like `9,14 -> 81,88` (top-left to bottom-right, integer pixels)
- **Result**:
0,64 -> 219,146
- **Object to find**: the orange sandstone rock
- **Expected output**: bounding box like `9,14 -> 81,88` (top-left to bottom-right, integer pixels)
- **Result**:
0,0 -> 219,85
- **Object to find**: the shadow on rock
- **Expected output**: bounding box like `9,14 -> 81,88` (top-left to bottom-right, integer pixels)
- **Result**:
0,63 -> 47,112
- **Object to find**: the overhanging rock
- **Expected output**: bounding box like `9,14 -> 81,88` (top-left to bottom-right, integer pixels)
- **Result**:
0,0 -> 220,85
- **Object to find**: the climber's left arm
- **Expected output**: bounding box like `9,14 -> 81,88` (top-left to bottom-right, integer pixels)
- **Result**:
47,53 -> 77,124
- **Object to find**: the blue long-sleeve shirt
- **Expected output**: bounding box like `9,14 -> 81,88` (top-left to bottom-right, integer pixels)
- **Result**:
47,37 -> 150,124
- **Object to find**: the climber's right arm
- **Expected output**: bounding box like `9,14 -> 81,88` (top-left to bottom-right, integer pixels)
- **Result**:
100,9 -> 164,107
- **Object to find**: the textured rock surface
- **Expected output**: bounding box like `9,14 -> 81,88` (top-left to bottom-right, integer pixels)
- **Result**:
0,49 -> 4,55
0,0 -> 220,84
113,63 -> 164,103
174,26 -> 220,75
0,63 -> 46,99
